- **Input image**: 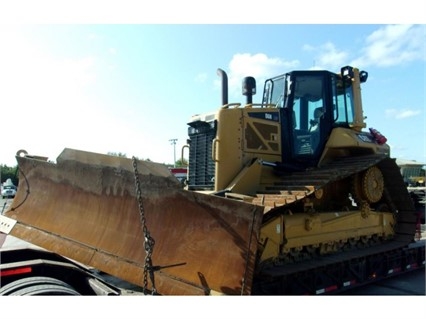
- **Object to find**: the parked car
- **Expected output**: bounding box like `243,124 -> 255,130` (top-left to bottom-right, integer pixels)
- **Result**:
1,185 -> 17,199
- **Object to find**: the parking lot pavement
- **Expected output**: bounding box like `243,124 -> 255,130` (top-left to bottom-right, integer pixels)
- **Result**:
0,197 -> 12,215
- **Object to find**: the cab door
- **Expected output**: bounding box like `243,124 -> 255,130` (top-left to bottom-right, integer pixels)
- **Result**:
282,71 -> 333,168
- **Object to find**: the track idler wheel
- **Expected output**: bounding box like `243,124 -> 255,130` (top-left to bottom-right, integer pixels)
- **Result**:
352,166 -> 384,204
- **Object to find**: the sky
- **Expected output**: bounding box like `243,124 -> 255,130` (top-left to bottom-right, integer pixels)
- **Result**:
0,2 -> 425,318
0,4 -> 425,168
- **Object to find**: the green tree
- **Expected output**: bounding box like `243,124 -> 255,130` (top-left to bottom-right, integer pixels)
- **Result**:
107,152 -> 127,158
107,152 -> 152,162
175,158 -> 188,167
1,164 -> 19,186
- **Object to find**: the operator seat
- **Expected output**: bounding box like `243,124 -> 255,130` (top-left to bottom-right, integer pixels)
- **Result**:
309,107 -> 324,132
309,107 -> 324,154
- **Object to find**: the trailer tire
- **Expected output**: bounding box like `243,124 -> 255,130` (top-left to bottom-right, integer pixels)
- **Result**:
10,284 -> 81,295
0,276 -> 80,295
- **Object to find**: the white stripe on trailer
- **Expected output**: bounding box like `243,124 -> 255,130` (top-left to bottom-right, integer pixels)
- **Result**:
406,263 -> 418,270
387,267 -> 401,274
316,288 -> 325,295
316,285 -> 337,294
343,280 -> 356,287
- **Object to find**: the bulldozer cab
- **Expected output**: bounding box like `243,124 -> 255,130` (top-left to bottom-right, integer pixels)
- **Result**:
186,66 -> 370,193
263,66 -> 367,169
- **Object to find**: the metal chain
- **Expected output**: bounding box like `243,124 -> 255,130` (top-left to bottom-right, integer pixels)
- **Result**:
10,166 -> 30,211
132,157 -> 157,295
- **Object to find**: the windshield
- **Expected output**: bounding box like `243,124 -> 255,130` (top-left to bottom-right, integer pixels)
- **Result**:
263,71 -> 356,128
262,74 -> 287,107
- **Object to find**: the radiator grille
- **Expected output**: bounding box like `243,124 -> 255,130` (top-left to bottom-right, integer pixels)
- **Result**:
187,120 -> 216,190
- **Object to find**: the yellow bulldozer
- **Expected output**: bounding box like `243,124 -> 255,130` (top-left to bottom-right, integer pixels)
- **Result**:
3,66 -> 418,295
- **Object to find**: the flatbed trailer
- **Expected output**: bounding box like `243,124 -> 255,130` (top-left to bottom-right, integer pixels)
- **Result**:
253,239 -> 425,295
1,235 -> 424,295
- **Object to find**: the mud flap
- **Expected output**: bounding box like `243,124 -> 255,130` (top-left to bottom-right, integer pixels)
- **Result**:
5,148 -> 264,295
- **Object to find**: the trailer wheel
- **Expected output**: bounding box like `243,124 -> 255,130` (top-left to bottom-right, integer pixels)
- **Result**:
10,284 -> 81,295
0,276 -> 80,295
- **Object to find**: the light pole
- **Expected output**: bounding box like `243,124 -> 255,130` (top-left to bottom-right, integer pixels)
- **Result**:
169,139 -> 177,167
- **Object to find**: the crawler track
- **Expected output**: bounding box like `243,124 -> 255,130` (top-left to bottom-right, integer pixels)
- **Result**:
254,154 -> 417,242
251,155 -> 418,293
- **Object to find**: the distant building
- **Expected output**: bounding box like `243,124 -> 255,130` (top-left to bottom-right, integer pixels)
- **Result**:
396,159 -> 426,186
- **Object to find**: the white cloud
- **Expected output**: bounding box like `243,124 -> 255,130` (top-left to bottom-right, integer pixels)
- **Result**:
195,72 -> 208,83
229,53 -> 299,78
303,25 -> 425,71
352,24 -> 426,68
302,42 -> 349,70
316,42 -> 349,69
303,42 -> 349,70
0,30 -> 102,166
302,44 -> 315,52
223,53 -> 299,99
386,108 -> 422,119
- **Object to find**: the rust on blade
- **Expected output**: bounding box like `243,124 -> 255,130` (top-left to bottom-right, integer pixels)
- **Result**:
5,148 -> 264,295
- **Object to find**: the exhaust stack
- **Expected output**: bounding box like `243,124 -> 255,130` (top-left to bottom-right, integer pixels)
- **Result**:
217,68 -> 228,106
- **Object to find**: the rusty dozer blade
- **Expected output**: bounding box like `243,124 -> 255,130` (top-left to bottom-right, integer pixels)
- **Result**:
4,148 -> 264,295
